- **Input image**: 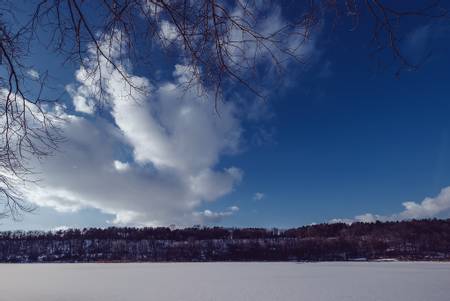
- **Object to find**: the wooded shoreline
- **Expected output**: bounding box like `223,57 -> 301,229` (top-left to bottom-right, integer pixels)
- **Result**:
1,219 -> 449,263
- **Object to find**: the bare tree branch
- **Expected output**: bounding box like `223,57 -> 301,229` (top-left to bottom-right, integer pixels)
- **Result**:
0,0 -> 447,218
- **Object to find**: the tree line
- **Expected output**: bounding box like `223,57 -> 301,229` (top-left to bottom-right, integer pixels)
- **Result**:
1,219 -> 449,263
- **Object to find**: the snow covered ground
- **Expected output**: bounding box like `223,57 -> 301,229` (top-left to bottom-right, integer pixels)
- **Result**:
0,262 -> 449,301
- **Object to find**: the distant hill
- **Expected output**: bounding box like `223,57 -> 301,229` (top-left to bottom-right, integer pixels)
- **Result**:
1,219 -> 450,263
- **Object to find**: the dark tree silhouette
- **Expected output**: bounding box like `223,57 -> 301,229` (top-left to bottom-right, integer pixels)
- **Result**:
1,219 -> 449,262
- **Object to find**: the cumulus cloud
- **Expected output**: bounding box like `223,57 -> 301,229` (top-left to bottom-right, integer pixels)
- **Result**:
12,3 -> 319,227
18,36 -> 244,226
331,186 -> 450,224
66,84 -> 96,114
193,206 -> 239,224
398,187 -> 450,219
253,192 -> 265,201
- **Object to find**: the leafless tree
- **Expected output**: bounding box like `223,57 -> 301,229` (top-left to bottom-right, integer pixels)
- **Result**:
0,8 -> 62,219
0,0 -> 447,218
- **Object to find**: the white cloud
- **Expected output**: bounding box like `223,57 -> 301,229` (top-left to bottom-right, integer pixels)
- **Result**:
18,37 -> 244,227
398,186 -> 450,219
229,205 -> 239,212
253,192 -> 265,201
331,186 -> 450,224
224,5 -> 318,71
193,206 -> 239,224
9,4 -> 317,227
27,69 -> 40,80
113,160 -> 130,172
160,20 -> 178,42
52,225 -> 70,232
66,84 -> 96,114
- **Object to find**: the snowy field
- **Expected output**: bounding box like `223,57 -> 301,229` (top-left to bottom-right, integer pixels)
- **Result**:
0,262 -> 449,301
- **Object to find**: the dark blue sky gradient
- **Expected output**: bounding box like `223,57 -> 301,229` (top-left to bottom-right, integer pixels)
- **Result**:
2,1 -> 450,229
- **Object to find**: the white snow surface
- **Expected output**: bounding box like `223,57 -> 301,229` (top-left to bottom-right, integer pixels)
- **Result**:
0,262 -> 449,301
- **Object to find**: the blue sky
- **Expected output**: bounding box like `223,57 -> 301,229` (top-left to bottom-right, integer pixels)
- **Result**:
2,1 -> 450,230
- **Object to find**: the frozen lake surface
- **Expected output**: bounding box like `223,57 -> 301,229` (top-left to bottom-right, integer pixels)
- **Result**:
1,262 -> 449,301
